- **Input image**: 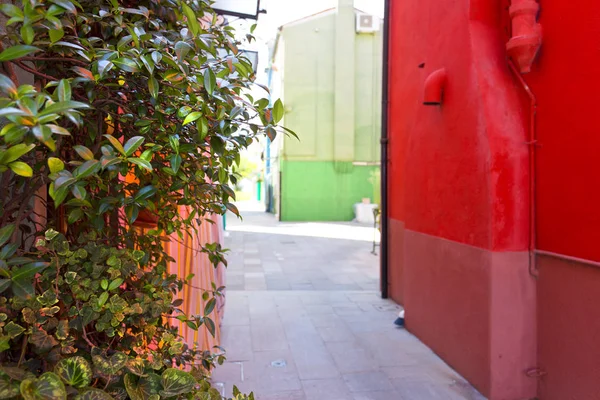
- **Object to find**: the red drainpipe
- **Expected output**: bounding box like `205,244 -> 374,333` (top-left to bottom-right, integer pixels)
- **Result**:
508,61 -> 538,278
506,0 -> 541,277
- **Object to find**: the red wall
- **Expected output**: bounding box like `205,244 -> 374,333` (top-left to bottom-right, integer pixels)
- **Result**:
526,0 -> 600,262
387,0 -> 600,398
524,0 -> 600,398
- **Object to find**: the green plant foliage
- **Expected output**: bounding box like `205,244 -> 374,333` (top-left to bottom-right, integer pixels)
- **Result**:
159,368 -> 196,397
74,388 -> 115,400
20,372 -> 67,400
54,357 -> 92,388
0,0 -> 294,398
124,373 -> 161,400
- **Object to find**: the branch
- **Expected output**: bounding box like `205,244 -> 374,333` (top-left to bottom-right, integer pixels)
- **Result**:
11,60 -> 58,82
20,56 -> 88,66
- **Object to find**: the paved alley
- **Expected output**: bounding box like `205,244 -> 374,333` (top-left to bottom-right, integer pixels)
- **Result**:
212,210 -> 486,400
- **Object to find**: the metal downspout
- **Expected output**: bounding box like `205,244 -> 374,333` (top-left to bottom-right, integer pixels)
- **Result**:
380,0 -> 391,299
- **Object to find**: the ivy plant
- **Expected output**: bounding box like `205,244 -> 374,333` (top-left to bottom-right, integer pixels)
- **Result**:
0,0 -> 289,398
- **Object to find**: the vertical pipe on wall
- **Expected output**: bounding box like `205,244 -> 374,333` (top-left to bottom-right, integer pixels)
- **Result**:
380,0 -> 390,299
508,60 -> 538,278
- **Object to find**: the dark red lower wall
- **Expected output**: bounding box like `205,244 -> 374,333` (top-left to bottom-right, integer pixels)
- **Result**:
537,255 -> 600,399
388,218 -> 404,304
403,230 -> 536,399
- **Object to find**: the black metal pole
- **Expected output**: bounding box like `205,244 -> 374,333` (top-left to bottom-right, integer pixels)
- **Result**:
380,0 -> 391,299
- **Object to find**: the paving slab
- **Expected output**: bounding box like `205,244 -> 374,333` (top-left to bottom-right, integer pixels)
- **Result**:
211,209 -> 486,400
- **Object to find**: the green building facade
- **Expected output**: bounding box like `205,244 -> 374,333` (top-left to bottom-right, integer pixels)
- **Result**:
270,0 -> 382,221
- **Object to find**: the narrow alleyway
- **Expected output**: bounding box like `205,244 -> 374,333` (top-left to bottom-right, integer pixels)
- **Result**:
212,208 -> 485,400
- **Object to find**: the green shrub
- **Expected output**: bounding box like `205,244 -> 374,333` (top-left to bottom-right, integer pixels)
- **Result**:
0,0 -> 288,398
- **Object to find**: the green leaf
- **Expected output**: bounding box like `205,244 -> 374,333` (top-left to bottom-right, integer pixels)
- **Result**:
92,352 -> 127,375
49,0 -> 77,14
108,278 -> 123,291
49,29 -> 64,43
97,60 -> 114,78
48,157 -> 65,173
197,118 -> 209,140
71,185 -> 86,200
0,45 -> 39,62
124,204 -> 139,225
148,76 -> 158,99
0,4 -> 23,18
129,158 -> 152,171
28,329 -> 59,353
205,317 -> 216,337
55,357 -> 92,388
204,298 -> 216,316
3,321 -> 25,338
0,279 -> 10,294
67,208 -> 83,224
47,124 -> 71,136
113,58 -> 139,73
4,252 -> 26,263
40,100 -> 90,116
11,263 -> 45,299
183,111 -> 202,126
134,185 -> 156,201
203,69 -> 216,95
55,320 -> 68,340
20,372 -> 66,400
38,289 -> 58,306
0,366 -> 34,381
124,136 -> 145,156
73,159 -> 100,178
73,145 -> 94,160
0,143 -> 35,164
124,373 -> 161,400
182,3 -> 199,37
170,154 -> 182,174
12,263 -> 48,299
104,134 -> 125,156
44,229 -> 59,241
125,359 -> 148,378
0,107 -> 27,118
8,161 -> 33,177
140,55 -> 154,74
174,41 -> 193,62
74,389 -> 115,400
273,99 -> 284,124
98,291 -> 108,307
159,369 -> 195,398
20,25 -> 34,45
0,337 -> 9,353
0,74 -> 17,96
56,79 -> 71,102
0,372 -> 20,399
32,125 -> 56,151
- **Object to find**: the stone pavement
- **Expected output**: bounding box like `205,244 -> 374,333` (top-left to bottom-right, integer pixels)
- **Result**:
212,209 -> 486,400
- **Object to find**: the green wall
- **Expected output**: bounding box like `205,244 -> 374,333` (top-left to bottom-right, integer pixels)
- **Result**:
280,161 -> 379,221
274,6 -> 382,221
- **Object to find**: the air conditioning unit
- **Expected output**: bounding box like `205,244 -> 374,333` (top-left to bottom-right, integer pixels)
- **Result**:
356,13 -> 379,33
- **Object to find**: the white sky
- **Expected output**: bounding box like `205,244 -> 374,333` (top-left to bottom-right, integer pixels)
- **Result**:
256,0 -> 384,30
230,0 -> 384,86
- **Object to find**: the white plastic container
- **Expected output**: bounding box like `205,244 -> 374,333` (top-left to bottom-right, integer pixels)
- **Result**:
354,202 -> 378,224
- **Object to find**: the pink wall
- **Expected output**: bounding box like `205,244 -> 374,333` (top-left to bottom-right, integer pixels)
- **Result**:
387,0 -> 600,397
